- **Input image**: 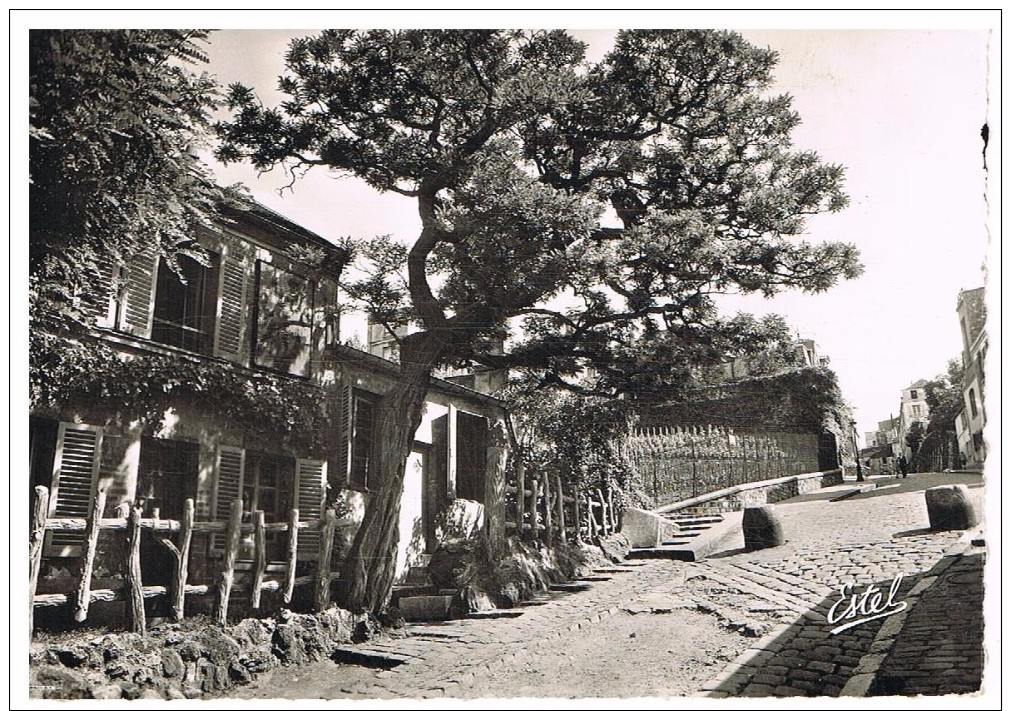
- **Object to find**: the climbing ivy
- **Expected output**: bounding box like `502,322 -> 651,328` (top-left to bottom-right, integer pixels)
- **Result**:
30,332 -> 336,456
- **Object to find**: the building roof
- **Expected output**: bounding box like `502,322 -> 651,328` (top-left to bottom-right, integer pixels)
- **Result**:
330,344 -> 506,410
218,199 -> 350,275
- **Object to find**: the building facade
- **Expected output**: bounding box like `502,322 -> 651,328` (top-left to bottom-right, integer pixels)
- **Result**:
896,380 -> 931,461
955,287 -> 987,469
29,201 -> 508,620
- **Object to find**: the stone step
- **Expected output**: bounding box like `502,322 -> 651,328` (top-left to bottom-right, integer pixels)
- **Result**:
627,547 -> 695,561
332,646 -> 412,669
398,595 -> 455,622
548,581 -> 592,593
665,531 -> 703,540
632,511 -> 742,562
664,515 -> 724,525
466,609 -> 525,620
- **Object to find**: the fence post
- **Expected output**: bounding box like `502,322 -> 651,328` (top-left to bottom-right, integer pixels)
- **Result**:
74,487 -> 108,622
314,509 -> 338,611
528,478 -> 540,541
126,506 -> 146,635
515,459 -> 526,539
555,475 -> 567,543
606,486 -> 617,532
29,486 -> 50,640
573,488 -> 582,543
250,510 -> 267,609
171,499 -> 194,621
543,476 -> 554,542
216,498 -> 243,627
284,508 -> 299,605
596,488 -> 609,537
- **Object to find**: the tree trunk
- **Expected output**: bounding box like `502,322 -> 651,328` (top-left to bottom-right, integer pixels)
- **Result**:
339,332 -> 446,614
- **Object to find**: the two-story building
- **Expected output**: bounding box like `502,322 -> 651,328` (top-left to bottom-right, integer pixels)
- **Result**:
29,200 -> 509,621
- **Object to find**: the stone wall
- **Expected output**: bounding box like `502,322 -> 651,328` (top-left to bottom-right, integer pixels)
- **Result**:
656,468 -> 844,514
29,608 -> 367,700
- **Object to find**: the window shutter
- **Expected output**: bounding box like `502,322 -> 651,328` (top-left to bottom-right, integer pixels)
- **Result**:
214,248 -> 250,362
45,423 -> 103,557
212,446 -> 245,551
338,381 -> 353,485
117,245 -> 158,337
85,260 -> 119,329
293,458 -> 327,560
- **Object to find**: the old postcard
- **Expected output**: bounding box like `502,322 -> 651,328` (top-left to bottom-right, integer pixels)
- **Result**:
16,9 -> 1000,709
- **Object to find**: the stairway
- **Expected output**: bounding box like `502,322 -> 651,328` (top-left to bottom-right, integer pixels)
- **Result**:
391,555 -> 458,622
627,509 -> 739,562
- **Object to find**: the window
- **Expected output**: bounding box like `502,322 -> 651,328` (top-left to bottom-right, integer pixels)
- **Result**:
909,390 -> 918,400
911,404 -> 922,417
969,389 -> 978,418
137,438 -> 199,519
253,261 -> 315,376
348,391 -> 377,491
29,418 -> 59,529
137,438 -> 199,585
151,253 -> 219,352
456,412 -> 488,503
243,452 -> 295,561
211,447 -> 327,560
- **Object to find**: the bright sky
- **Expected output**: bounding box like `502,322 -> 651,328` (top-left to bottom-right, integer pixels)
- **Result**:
197,20 -> 996,440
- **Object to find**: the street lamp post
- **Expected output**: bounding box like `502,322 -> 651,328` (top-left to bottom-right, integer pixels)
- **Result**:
850,419 -> 865,482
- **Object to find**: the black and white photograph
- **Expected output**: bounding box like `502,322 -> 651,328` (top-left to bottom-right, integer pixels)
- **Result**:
16,9 -> 1000,707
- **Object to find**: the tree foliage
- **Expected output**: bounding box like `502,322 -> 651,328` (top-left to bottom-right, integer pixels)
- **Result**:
30,29 -> 230,333
218,29 -> 861,389
913,358 -> 965,470
217,29 -> 862,613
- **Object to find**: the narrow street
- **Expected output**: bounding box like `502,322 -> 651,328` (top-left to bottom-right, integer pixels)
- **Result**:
230,472 -> 986,700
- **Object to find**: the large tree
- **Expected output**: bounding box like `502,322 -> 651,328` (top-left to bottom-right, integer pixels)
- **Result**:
217,29 -> 861,613
30,30 -> 229,334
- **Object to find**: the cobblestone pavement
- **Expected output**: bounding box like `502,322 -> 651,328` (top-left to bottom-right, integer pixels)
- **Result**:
698,472 -> 985,698
233,472 -> 986,701
869,546 -> 986,696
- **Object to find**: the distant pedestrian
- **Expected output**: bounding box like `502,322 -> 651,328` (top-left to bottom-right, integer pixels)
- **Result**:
898,455 -> 908,479
960,452 -> 968,470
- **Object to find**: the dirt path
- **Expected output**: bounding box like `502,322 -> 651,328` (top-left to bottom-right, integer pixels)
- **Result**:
229,569 -> 783,701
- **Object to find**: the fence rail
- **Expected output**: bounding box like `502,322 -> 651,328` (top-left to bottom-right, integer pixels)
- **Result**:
29,485 -> 351,640
504,470 -> 616,545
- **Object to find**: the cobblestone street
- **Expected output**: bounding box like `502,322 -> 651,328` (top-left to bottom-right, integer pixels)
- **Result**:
231,472 -> 988,701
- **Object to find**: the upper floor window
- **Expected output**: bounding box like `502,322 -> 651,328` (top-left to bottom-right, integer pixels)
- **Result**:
909,390 -> 918,400
151,253 -> 219,353
348,390 -> 377,491
911,404 -> 922,417
253,261 -> 314,377
969,388 -> 978,418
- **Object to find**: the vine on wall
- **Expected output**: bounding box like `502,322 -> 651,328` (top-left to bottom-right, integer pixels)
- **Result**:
30,332 -> 336,456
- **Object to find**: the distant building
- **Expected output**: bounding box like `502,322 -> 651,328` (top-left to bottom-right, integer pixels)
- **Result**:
955,287 -> 987,468
897,380 -> 931,460
720,337 -> 830,381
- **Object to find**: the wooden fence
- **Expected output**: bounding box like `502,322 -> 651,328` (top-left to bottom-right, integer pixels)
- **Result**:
29,485 -> 352,639
503,463 -> 618,544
